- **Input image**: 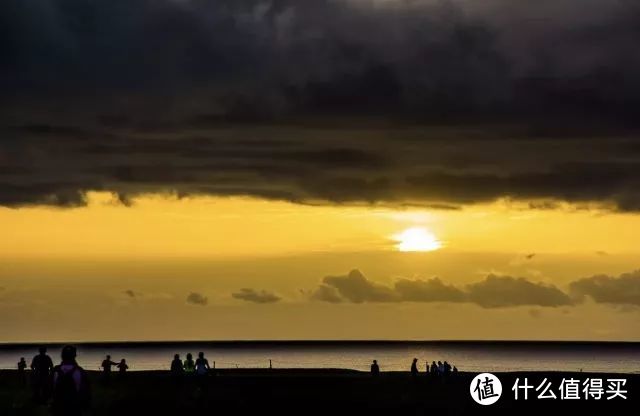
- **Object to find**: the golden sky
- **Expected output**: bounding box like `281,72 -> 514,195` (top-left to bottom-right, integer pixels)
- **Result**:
3,192 -> 640,258
1,192 -> 639,342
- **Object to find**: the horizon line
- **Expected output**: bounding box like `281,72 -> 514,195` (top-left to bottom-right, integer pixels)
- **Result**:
1,339 -> 639,348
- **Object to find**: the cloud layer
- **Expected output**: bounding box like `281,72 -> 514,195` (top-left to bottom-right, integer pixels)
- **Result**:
232,288 -> 281,304
311,270 -> 571,308
2,1 -> 640,209
570,270 -> 640,306
310,269 -> 640,308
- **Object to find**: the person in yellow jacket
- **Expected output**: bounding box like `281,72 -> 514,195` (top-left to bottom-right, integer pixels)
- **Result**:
183,353 -> 196,374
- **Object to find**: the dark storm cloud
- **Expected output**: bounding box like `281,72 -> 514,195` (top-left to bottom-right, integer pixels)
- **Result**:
186,292 -> 208,306
310,269 -> 571,308
569,270 -> 640,306
3,1 -> 640,209
232,288 -> 281,304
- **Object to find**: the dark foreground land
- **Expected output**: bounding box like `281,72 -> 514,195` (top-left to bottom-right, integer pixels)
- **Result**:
1,369 -> 638,416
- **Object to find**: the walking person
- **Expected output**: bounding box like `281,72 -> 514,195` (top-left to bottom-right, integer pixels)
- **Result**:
100,355 -> 117,384
51,345 -> 90,416
410,358 -> 419,378
30,346 -> 54,403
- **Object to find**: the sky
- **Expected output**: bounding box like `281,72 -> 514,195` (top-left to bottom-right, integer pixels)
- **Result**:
1,0 -> 640,342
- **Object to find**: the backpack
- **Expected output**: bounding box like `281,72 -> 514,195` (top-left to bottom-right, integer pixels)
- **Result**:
52,365 -> 90,414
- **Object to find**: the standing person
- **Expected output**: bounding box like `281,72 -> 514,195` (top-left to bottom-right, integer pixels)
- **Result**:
52,345 -> 90,416
425,361 -> 429,374
30,346 -> 54,403
183,353 -> 195,374
437,361 -> 444,375
100,355 -> 117,383
430,361 -> 437,376
370,360 -> 380,376
410,358 -> 419,377
443,361 -> 451,376
171,354 -> 184,376
116,359 -> 129,378
195,352 -> 210,388
195,352 -> 210,376
17,357 -> 27,386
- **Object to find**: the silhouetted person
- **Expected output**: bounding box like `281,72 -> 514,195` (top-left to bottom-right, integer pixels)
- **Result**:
195,352 -> 210,388
452,366 -> 458,375
410,358 -> 419,377
425,361 -> 429,374
184,353 -> 195,374
52,345 -> 90,416
195,352 -> 210,376
443,361 -> 451,376
101,355 -> 117,383
437,361 -> 444,375
370,360 -> 380,376
30,346 -> 53,403
171,354 -> 184,376
117,359 -> 128,378
17,357 -> 27,385
430,361 -> 438,376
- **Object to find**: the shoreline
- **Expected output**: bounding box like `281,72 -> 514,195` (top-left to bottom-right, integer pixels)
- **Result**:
1,369 -> 637,415
1,368 -> 639,375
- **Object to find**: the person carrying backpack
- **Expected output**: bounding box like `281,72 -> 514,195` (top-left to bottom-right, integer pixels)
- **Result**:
52,345 -> 90,416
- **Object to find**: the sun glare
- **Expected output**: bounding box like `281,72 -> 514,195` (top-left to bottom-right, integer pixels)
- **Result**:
393,227 -> 442,252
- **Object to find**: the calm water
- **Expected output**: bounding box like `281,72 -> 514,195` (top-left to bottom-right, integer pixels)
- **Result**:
1,342 -> 639,373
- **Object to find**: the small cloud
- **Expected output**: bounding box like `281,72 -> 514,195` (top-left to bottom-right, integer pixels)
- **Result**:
124,289 -> 138,298
525,253 -> 536,260
186,292 -> 208,306
232,288 -> 281,304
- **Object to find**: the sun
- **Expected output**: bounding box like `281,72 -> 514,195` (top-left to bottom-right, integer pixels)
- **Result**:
392,227 -> 442,252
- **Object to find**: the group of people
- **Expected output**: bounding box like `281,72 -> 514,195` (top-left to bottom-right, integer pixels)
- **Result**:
99,355 -> 129,381
371,359 -> 458,377
17,345 -> 460,414
424,360 -> 458,376
17,346 -> 90,416
170,352 -> 212,377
